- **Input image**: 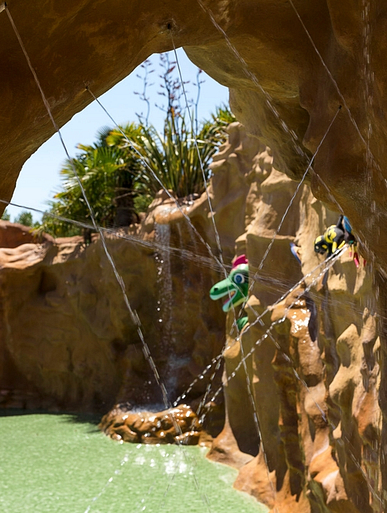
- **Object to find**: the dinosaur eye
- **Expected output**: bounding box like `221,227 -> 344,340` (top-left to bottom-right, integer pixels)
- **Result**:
233,273 -> 246,284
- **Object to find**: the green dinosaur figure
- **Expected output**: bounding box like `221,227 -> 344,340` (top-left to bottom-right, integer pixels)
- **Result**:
209,254 -> 249,330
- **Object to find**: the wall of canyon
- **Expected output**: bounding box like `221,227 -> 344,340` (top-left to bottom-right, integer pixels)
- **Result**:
0,122 -> 382,513
0,1 -> 386,512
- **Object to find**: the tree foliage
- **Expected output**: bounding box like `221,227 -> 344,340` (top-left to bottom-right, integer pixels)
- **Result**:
108,106 -> 233,200
14,211 -> 34,227
1,209 -> 10,221
41,106 -> 234,238
41,129 -> 142,237
40,54 -> 235,239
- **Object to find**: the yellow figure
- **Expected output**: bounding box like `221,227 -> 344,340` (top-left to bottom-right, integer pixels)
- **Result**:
314,215 -> 360,265
314,219 -> 346,256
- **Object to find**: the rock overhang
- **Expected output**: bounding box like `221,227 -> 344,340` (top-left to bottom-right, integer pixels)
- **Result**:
1,0 -> 387,270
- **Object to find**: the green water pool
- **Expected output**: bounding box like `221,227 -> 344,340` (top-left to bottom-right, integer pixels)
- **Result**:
0,411 -> 268,513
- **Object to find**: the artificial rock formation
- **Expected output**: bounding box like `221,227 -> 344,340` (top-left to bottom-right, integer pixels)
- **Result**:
100,403 -> 202,445
206,126 -> 381,513
1,121 -> 383,513
1,0 -> 387,270
1,2 -> 387,512
0,219 -> 226,413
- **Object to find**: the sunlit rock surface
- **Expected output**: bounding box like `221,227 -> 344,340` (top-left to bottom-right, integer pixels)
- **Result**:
100,403 -> 201,445
1,0 -> 387,270
1,122 -> 382,512
1,0 -> 387,506
0,221 -> 226,413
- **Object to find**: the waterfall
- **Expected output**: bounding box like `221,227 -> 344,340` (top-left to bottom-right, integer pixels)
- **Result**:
154,223 -> 174,398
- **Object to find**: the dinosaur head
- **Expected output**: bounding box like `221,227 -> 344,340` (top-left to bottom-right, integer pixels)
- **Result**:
209,255 -> 249,312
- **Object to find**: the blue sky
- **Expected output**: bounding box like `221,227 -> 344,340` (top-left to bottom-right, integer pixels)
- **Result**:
6,49 -> 229,222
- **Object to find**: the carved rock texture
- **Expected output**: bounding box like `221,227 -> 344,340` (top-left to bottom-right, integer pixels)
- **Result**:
100,403 -> 201,445
0,1 -> 386,510
1,0 -> 387,269
0,123 -> 383,513
0,221 -> 227,413
204,126 -> 382,513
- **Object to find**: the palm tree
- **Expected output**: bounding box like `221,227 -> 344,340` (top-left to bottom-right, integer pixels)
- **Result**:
40,106 -> 235,239
41,138 -> 140,239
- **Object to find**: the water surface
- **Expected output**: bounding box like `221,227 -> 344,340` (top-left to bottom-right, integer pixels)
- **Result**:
0,411 -> 268,513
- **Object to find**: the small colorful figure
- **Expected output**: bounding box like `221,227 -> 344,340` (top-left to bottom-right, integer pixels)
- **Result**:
314,215 -> 361,267
314,222 -> 345,257
210,254 -> 249,330
341,215 -> 362,267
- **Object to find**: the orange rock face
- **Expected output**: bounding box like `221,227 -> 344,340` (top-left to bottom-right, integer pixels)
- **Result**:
100,403 -> 201,445
1,2 -> 387,508
204,126 -> 381,513
0,221 -> 226,413
0,222 -> 53,248
1,0 -> 387,271
0,121 -> 384,513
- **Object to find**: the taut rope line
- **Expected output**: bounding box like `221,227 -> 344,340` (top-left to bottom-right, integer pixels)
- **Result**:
4,6 -> 213,512
4,3 -> 172,413
85,86 -> 225,272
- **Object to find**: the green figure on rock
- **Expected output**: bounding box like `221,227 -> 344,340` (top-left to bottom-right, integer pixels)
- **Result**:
209,254 -> 249,331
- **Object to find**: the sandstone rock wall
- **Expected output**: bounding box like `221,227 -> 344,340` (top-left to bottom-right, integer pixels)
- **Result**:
0,122 -> 383,513
0,220 -> 225,414
202,125 -> 382,513
2,0 -> 387,271
1,2 -> 387,512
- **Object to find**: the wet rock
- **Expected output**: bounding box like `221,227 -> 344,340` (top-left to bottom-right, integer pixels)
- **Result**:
99,404 -> 202,445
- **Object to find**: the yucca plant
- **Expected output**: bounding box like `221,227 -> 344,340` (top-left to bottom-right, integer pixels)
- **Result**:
39,105 -> 235,238
109,105 -> 235,200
